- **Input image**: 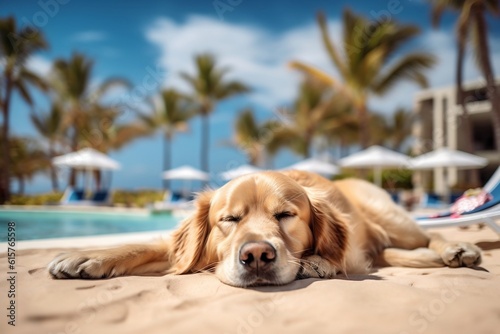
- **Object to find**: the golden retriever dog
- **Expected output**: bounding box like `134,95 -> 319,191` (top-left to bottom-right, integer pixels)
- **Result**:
48,170 -> 482,287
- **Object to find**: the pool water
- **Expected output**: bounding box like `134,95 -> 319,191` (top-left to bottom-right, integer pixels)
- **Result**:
0,210 -> 181,241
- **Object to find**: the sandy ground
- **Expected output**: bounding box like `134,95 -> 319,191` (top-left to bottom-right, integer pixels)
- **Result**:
0,224 -> 499,334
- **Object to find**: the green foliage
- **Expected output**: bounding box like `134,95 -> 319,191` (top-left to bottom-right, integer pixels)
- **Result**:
181,53 -> 250,171
290,9 -> 435,147
331,170 -> 358,181
338,168 -> 413,189
9,193 -> 62,205
8,190 -> 164,207
112,190 -> 164,208
379,169 -> 414,190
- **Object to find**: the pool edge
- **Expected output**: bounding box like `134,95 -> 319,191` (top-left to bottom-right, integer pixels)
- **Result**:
0,230 -> 173,251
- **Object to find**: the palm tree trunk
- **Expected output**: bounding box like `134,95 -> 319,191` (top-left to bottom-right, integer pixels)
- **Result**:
50,166 -> 59,191
456,20 -> 481,187
201,112 -> 210,173
358,101 -> 370,149
93,170 -> 102,191
68,108 -> 80,188
0,75 -> 13,204
304,132 -> 312,158
163,134 -> 172,190
473,7 -> 500,152
49,142 -> 59,191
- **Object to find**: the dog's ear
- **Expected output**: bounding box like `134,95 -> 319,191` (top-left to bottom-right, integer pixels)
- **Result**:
170,191 -> 213,274
306,188 -> 349,268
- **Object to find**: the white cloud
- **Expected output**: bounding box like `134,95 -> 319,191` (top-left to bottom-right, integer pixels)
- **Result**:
145,15 -> 500,117
73,30 -> 108,42
26,55 -> 52,77
145,15 -> 341,110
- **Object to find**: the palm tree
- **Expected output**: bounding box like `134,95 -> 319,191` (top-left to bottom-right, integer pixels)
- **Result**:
138,88 -> 193,189
431,0 -> 500,186
270,78 -> 355,158
50,52 -> 130,186
63,103 -> 150,191
232,108 -> 281,167
372,108 -> 414,152
30,103 -> 65,191
78,103 -> 150,152
318,92 -> 359,158
0,16 -> 48,203
8,136 -> 47,195
289,9 -> 436,148
369,113 -> 390,147
180,53 -> 249,173
388,108 -> 414,152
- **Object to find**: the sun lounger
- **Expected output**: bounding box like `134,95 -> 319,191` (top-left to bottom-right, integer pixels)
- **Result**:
416,166 -> 500,234
59,187 -> 86,204
90,190 -> 111,204
59,187 -> 112,206
152,190 -> 195,212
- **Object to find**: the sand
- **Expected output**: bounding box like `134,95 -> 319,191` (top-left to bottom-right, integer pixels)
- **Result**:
1,226 -> 500,334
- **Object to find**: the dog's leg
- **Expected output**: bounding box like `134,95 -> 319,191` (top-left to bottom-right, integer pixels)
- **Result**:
375,247 -> 444,268
427,232 -> 482,268
48,243 -> 173,279
376,232 -> 482,269
362,198 -> 481,268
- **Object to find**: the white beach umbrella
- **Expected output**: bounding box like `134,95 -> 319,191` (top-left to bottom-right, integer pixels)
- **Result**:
220,164 -> 262,181
410,147 -> 487,170
284,158 -> 340,177
52,148 -> 121,170
162,165 -> 210,181
410,147 -> 487,202
339,145 -> 411,186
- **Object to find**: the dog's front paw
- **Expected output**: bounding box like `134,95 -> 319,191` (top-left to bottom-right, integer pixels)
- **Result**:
297,255 -> 336,279
48,252 -> 118,279
441,242 -> 482,268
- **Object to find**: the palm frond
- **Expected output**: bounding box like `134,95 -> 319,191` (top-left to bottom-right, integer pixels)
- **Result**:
430,0 -> 450,27
485,0 -> 500,14
343,9 -> 367,71
0,17 -> 48,63
179,72 -> 201,93
289,61 -> 337,87
379,25 -> 421,60
372,53 -> 436,94
19,68 -> 48,91
215,80 -> 250,99
265,126 -> 304,156
14,79 -> 32,105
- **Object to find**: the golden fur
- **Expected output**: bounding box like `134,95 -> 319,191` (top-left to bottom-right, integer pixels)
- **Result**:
48,170 -> 482,287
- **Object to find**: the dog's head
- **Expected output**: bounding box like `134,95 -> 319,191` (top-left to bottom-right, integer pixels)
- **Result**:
169,171 -> 348,287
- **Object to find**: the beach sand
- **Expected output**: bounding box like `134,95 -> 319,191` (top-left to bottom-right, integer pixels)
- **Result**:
1,225 -> 499,334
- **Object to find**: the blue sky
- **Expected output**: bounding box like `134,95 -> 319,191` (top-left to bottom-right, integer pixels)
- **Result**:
4,0 -> 500,193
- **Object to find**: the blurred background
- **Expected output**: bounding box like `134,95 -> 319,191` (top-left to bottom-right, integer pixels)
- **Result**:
1,0 -> 500,206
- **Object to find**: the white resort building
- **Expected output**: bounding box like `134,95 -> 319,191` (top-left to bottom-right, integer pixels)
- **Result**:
413,78 -> 500,196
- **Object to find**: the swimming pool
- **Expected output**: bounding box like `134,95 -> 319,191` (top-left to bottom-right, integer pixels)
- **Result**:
0,209 -> 181,241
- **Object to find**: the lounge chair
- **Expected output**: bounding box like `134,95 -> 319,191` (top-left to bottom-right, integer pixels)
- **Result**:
416,166 -> 500,234
59,187 -> 112,206
59,187 -> 86,204
89,189 -> 112,205
152,190 -> 194,211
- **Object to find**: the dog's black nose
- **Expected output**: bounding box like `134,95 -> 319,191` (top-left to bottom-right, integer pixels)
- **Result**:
239,241 -> 276,271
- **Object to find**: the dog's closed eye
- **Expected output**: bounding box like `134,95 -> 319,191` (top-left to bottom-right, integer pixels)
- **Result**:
221,215 -> 242,223
274,212 -> 295,221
